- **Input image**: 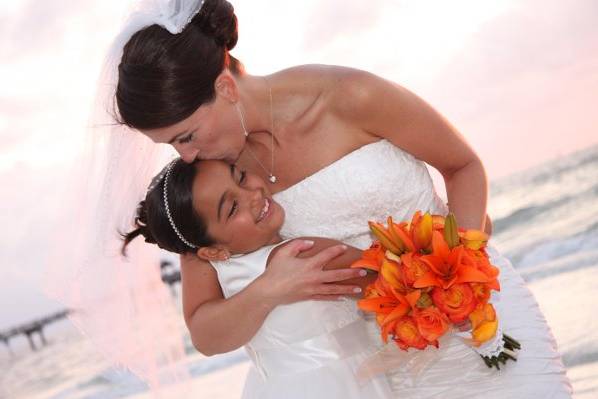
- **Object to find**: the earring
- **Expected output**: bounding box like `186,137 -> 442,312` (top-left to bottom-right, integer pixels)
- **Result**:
235,102 -> 249,137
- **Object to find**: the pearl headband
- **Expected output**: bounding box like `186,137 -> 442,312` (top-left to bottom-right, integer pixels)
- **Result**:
161,159 -> 198,249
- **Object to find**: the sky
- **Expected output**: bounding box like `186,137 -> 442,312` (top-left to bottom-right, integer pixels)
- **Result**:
1,0 -> 597,330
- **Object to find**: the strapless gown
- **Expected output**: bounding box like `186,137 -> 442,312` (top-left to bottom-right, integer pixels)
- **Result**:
218,140 -> 572,398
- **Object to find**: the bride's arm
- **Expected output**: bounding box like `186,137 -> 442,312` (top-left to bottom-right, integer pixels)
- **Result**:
331,68 -> 489,232
181,240 -> 364,356
271,237 -> 376,292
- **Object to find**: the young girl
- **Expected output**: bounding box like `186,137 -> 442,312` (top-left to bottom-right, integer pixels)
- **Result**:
123,158 -> 395,398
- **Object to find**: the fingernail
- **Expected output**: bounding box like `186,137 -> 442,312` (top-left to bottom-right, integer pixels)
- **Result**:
353,287 -> 362,293
359,270 -> 367,276
340,245 -> 347,250
303,240 -> 314,246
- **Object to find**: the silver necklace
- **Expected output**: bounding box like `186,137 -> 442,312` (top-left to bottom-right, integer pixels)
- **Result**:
238,78 -> 277,184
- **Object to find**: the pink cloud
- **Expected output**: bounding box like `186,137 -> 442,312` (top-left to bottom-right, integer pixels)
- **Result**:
421,0 -> 598,178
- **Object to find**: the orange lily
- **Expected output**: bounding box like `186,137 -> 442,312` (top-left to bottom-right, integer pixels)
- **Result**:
388,217 -> 416,253
413,231 -> 490,289
358,286 -> 416,343
463,248 -> 501,291
350,242 -> 385,272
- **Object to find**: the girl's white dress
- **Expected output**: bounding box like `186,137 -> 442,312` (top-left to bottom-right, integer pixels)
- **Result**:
211,243 -> 395,398
213,140 -> 572,398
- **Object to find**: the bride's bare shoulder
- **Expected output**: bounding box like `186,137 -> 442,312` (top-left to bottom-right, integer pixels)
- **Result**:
274,64 -> 371,85
276,65 -> 389,110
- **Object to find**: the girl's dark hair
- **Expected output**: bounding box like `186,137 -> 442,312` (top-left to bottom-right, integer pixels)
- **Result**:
116,0 -> 241,130
122,160 -> 215,255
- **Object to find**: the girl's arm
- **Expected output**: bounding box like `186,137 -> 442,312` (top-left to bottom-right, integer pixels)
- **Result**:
181,239 -> 365,356
331,67 -> 489,231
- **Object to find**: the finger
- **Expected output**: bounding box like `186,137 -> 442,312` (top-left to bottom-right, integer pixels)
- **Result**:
307,244 -> 348,269
314,284 -> 362,296
278,239 -> 315,257
320,268 -> 367,283
311,294 -> 342,301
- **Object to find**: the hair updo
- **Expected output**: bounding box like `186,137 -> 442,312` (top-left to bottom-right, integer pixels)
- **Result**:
121,160 -> 215,255
116,0 -> 241,130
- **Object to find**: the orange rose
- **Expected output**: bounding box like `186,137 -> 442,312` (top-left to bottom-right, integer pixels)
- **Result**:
413,306 -> 450,343
400,252 -> 430,287
393,316 -> 430,350
459,229 -> 488,250
469,303 -> 499,344
471,283 -> 491,304
432,283 -> 478,323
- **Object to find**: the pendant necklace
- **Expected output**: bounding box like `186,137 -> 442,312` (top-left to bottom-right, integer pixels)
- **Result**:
240,77 -> 277,184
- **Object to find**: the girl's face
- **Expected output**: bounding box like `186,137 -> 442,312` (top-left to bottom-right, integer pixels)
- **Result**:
192,160 -> 284,257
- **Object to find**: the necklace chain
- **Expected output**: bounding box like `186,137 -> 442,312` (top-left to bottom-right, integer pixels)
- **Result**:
244,77 -> 276,183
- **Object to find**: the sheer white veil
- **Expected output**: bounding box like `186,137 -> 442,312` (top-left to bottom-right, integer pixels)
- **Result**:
44,0 -> 206,390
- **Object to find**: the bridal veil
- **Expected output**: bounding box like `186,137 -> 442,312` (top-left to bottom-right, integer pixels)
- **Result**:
44,0 -> 206,389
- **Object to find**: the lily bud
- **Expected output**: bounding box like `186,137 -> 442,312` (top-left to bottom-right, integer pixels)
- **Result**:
413,212 -> 433,251
387,216 -> 407,252
369,222 -> 403,255
444,213 -> 460,249
380,260 -> 404,290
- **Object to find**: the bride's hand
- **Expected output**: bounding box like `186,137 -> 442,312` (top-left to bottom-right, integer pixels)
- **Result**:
256,239 -> 366,305
485,213 -> 493,236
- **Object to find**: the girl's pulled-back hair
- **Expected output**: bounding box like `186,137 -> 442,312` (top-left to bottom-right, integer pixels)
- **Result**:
122,160 -> 214,255
117,0 -> 240,130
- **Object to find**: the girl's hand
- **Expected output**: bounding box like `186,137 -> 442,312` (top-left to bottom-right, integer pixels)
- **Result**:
256,239 -> 366,306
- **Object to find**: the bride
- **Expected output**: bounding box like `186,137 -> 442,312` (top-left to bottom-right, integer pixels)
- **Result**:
79,0 -> 571,397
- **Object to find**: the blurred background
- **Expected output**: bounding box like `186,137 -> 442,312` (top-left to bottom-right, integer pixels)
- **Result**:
1,0 -> 597,398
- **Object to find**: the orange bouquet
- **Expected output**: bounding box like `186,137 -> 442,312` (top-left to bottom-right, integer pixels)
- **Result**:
352,211 -> 520,369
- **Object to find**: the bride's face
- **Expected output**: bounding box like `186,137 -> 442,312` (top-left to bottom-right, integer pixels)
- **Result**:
192,160 -> 284,255
142,94 -> 246,164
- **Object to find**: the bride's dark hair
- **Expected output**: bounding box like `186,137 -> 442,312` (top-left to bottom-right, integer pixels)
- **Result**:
122,160 -> 215,255
116,0 -> 241,130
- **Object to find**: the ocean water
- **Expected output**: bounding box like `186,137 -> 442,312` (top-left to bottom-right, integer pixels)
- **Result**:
1,145 -> 597,398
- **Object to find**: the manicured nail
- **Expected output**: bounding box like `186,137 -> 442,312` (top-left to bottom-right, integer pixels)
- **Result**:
353,287 -> 362,293
359,270 -> 368,276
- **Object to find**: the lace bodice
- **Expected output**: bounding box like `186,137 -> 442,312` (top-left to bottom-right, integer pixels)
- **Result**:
273,139 -> 448,247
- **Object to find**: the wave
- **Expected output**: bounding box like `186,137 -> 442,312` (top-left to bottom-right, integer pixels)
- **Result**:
491,143 -> 598,196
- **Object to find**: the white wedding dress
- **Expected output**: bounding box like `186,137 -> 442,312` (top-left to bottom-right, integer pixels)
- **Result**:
215,139 -> 572,398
